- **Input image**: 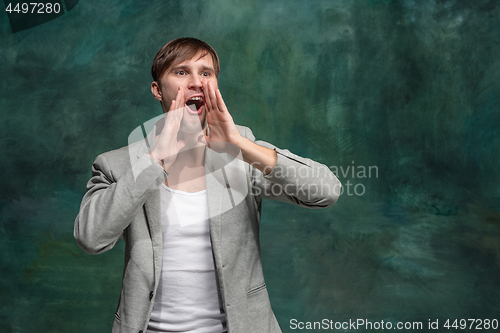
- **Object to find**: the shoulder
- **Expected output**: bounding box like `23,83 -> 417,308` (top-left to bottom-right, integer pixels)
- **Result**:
96,144 -> 132,163
100,144 -> 131,158
92,142 -> 139,177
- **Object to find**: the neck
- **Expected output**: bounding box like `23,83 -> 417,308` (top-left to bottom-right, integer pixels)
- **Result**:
176,144 -> 205,167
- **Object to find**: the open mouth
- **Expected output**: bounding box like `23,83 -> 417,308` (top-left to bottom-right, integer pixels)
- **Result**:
186,96 -> 204,114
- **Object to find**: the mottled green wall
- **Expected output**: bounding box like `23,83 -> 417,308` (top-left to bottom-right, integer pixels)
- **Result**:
1,0 -> 499,332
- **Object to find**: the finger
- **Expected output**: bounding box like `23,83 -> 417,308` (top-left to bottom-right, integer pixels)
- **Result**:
169,88 -> 179,113
169,88 -> 180,112
205,102 -> 215,127
174,88 -> 179,110
169,99 -> 176,112
180,88 -> 185,111
203,79 -> 213,112
166,99 -> 183,127
176,87 -> 184,111
173,88 -> 185,127
208,81 -> 218,111
215,88 -> 228,113
173,106 -> 182,126
175,99 -> 184,125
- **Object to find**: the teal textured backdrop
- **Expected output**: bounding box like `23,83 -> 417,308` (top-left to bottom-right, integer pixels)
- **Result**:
1,0 -> 499,332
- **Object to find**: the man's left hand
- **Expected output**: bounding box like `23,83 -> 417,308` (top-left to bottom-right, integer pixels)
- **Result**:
202,79 -> 243,148
202,79 -> 277,174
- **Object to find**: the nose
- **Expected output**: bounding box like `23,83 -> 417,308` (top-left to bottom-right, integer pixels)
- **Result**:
188,75 -> 203,91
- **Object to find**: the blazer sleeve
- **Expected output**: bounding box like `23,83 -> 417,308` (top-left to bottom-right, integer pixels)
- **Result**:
244,127 -> 342,208
74,153 -> 167,255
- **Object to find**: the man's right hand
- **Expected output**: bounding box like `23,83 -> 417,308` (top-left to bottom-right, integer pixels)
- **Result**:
148,87 -> 186,171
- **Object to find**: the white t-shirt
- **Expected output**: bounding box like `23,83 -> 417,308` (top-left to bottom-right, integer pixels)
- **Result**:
147,184 -> 227,333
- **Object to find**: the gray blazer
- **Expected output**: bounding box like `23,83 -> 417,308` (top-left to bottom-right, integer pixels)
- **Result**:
74,124 -> 341,333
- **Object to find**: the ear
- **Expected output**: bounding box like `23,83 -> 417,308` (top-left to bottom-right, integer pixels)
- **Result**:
151,81 -> 162,102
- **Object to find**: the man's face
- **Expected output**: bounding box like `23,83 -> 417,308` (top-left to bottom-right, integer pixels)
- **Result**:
152,51 -> 218,134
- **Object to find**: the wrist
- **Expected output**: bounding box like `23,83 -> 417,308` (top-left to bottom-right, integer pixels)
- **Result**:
232,134 -> 246,148
147,152 -> 163,166
237,138 -> 277,175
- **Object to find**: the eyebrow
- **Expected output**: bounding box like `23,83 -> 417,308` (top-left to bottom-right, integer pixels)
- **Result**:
200,65 -> 215,72
169,65 -> 215,73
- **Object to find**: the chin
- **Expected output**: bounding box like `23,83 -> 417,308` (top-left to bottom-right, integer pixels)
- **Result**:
180,121 -> 206,134
180,114 -> 206,134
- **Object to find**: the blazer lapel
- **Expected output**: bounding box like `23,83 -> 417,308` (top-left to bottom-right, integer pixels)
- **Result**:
135,121 -> 163,245
144,192 -> 163,284
204,147 -> 249,261
205,148 -> 225,261
134,121 -> 164,284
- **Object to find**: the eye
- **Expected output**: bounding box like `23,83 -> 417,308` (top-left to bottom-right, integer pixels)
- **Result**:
175,70 -> 187,75
201,72 -> 211,77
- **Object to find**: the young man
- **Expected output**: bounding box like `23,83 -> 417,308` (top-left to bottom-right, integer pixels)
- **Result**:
74,37 -> 341,333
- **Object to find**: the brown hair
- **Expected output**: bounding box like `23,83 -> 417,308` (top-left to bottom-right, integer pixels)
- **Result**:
151,37 -> 220,82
